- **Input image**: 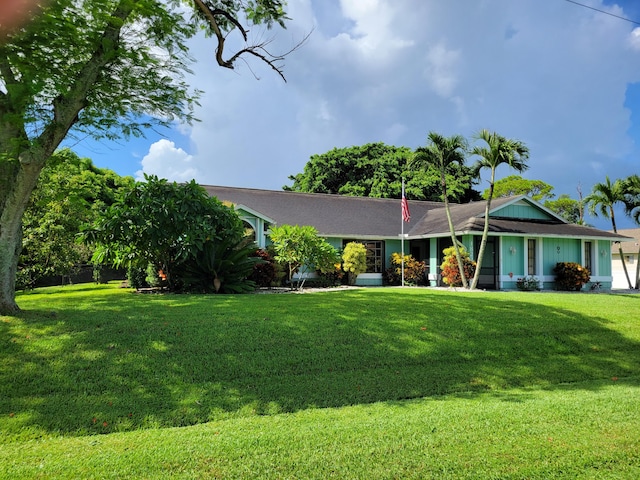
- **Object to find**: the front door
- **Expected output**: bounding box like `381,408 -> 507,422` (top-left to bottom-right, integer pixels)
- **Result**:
474,236 -> 498,290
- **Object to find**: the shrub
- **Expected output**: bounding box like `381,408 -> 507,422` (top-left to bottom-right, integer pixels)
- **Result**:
554,262 -> 590,291
248,249 -> 278,287
342,242 -> 368,285
126,264 -> 148,289
384,253 -> 427,286
516,275 -> 540,291
440,246 -> 475,287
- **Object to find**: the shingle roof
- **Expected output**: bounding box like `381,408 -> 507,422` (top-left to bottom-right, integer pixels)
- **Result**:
203,185 -> 628,241
204,185 -> 440,238
611,228 -> 640,253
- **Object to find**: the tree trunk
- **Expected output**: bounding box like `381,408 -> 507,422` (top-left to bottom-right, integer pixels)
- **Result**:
470,170 -> 495,290
443,188 -> 468,288
0,160 -> 43,314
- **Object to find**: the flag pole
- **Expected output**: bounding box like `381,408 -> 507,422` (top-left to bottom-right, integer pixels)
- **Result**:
401,178 -> 405,287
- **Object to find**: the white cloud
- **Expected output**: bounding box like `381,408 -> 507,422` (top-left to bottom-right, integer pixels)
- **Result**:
136,139 -> 199,182
97,0 -> 640,229
629,27 -> 640,51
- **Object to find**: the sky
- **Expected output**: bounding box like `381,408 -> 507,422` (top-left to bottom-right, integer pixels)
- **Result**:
67,0 -> 640,230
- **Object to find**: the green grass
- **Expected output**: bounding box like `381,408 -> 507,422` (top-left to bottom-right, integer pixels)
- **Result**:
1,283 -> 639,478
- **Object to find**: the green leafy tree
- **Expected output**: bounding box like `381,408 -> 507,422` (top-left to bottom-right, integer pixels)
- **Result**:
0,0 -> 292,313
412,132 -> 470,288
342,241 -> 367,285
18,149 -> 133,288
469,129 -> 530,290
584,176 -> 634,289
486,175 -> 554,201
544,194 -> 583,224
269,224 -> 339,290
84,175 -> 246,291
285,142 -> 479,202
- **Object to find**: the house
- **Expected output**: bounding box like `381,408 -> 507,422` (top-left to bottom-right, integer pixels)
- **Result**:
203,185 -> 629,290
610,228 -> 640,289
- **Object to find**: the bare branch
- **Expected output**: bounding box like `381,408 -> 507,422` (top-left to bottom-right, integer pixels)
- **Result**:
192,1 -> 312,81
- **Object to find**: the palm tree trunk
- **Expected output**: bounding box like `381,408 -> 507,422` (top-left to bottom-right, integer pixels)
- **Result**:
610,208 -> 634,289
470,170 -> 495,290
444,192 -> 468,288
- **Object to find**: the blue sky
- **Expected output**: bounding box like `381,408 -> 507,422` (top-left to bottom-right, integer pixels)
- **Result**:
66,0 -> 640,230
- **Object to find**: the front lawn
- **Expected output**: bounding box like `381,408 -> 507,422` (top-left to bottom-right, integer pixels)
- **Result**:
1,284 -> 639,478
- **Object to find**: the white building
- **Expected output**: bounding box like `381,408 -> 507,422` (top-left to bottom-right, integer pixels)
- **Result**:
611,228 -> 640,289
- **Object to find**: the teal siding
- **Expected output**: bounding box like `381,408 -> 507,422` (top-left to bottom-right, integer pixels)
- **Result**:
597,240 -> 612,276
502,236 -> 524,277
494,203 -> 552,220
543,238 -> 581,276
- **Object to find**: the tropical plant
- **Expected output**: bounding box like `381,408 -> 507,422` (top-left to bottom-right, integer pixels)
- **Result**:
469,129 -> 530,290
384,252 -> 427,286
0,0 -> 293,314
342,242 -> 368,285
248,249 -> 279,288
440,246 -> 476,287
584,176 -> 634,289
554,262 -> 590,291
412,132 -> 470,287
515,275 -> 540,291
84,175 -> 245,291
269,224 -> 339,290
176,237 -> 261,294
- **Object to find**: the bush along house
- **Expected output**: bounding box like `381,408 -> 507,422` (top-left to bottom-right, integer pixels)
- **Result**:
204,185 -> 630,290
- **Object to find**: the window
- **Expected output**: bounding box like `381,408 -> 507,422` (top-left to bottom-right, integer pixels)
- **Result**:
584,241 -> 593,272
363,241 -> 384,273
343,240 -> 385,273
527,239 -> 536,275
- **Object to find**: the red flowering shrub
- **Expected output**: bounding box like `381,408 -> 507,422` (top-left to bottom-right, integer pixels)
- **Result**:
554,262 -> 590,291
248,249 -> 278,287
440,246 -> 475,287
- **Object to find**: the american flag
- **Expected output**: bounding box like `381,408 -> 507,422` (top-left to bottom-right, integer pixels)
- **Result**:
401,194 -> 410,223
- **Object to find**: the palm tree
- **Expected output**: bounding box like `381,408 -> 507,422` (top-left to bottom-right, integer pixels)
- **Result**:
412,132 -> 470,287
622,174 -> 640,289
469,129 -> 530,290
584,176 -> 634,289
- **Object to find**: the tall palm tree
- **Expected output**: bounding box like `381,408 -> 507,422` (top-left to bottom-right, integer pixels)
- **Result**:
412,132 -> 470,287
584,176 -> 634,289
622,174 -> 640,289
469,129 -> 530,290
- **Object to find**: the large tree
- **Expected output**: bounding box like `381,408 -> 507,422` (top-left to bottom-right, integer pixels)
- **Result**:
18,148 -> 132,288
285,142 -> 479,202
486,175 -> 554,202
469,129 -> 530,290
412,132 -> 471,288
0,0 -> 291,313
584,176 -> 634,289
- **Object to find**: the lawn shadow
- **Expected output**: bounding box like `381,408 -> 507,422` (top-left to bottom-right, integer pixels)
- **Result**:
2,288 -> 639,438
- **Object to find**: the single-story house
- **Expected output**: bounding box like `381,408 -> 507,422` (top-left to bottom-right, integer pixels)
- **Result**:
610,228 -> 640,289
203,185 -> 630,290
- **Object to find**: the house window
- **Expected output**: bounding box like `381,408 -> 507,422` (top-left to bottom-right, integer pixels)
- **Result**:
527,239 -> 536,275
343,240 -> 385,273
584,241 -> 593,272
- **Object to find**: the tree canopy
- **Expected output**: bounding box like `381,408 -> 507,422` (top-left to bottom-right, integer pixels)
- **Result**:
285,142 -> 479,202
485,175 -> 554,201
0,0 -> 292,313
18,148 -> 133,288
